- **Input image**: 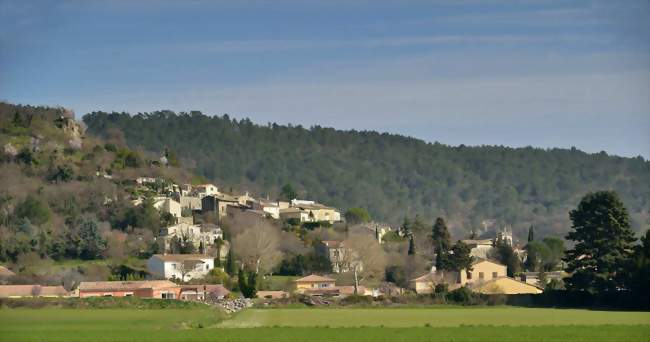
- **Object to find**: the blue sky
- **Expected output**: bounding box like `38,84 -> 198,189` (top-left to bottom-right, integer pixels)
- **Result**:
1,0 -> 648,158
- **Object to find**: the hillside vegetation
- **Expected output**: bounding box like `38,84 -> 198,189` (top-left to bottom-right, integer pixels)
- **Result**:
0,102 -> 199,277
83,110 -> 650,238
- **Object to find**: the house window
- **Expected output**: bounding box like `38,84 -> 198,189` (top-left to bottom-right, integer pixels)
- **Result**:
103,293 -> 113,297
162,293 -> 175,299
492,272 -> 498,279
205,264 -> 209,271
479,272 -> 484,280
172,263 -> 176,269
124,293 -> 133,297
467,272 -> 472,280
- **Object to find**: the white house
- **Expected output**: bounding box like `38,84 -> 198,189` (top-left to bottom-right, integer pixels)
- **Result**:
251,200 -> 281,219
147,254 -> 215,281
192,184 -> 219,198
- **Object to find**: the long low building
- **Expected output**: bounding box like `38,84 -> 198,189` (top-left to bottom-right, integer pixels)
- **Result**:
78,280 -> 181,299
0,285 -> 69,298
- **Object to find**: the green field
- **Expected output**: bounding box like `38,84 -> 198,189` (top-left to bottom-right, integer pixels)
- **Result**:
219,307 -> 650,328
0,307 -> 648,342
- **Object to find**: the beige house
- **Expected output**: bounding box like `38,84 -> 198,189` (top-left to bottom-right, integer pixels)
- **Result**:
279,200 -> 341,224
294,274 -> 336,293
179,196 -> 202,210
153,197 -> 182,218
411,259 -> 509,294
461,259 -> 507,285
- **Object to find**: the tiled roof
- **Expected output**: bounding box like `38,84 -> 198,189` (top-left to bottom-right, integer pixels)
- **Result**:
0,285 -> 68,297
294,274 -> 336,283
151,254 -> 213,262
79,280 -> 177,292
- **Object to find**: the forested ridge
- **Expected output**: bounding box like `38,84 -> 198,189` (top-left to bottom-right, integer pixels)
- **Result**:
82,110 -> 650,239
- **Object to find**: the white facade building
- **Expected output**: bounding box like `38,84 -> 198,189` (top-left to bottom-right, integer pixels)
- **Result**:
147,254 -> 215,281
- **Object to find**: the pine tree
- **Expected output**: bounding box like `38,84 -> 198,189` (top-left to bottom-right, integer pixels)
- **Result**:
564,191 -> 636,294
446,241 -> 473,272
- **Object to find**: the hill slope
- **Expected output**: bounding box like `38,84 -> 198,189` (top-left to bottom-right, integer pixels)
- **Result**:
82,110 -> 650,238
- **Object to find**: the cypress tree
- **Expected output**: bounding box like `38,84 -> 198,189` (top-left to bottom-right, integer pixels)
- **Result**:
225,246 -> 236,276
432,217 -> 451,270
527,226 -> 535,243
408,235 -> 416,255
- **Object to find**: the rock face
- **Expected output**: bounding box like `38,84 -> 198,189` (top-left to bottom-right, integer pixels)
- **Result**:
212,298 -> 253,314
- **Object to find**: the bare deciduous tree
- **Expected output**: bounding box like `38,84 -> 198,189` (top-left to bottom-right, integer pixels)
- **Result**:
343,233 -> 386,294
231,217 -> 283,274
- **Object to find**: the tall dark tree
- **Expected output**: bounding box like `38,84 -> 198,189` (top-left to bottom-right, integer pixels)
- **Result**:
527,226 -> 535,243
400,217 -> 412,237
432,217 -> 452,269
214,237 -> 224,267
432,217 -> 451,251
280,183 -> 297,201
492,237 -> 521,277
77,217 -> 107,260
225,246 -> 236,276
407,235 -> 416,255
564,191 -> 636,294
446,241 -> 473,272
627,230 -> 650,298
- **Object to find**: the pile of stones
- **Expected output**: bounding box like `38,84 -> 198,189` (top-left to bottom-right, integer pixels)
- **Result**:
214,298 -> 253,314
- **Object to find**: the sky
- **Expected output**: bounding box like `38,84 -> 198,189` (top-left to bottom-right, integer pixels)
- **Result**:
1,0 -> 649,158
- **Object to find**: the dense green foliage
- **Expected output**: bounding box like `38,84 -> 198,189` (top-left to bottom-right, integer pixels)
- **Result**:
344,207 -> 371,224
0,102 -> 197,284
82,110 -> 650,239
564,191 -> 637,294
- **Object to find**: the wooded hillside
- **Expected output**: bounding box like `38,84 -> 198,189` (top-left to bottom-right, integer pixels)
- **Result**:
82,110 -> 650,239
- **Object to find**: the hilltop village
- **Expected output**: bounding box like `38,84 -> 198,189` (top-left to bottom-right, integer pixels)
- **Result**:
0,103 -> 646,312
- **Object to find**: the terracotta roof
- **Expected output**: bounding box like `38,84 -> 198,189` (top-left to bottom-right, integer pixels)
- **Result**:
0,266 -> 16,277
79,280 -> 177,292
294,274 -> 336,283
0,285 -> 68,297
151,254 -> 213,262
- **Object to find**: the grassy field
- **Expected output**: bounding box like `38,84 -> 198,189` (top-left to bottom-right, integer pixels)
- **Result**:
220,307 -> 650,328
1,307 -> 648,341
